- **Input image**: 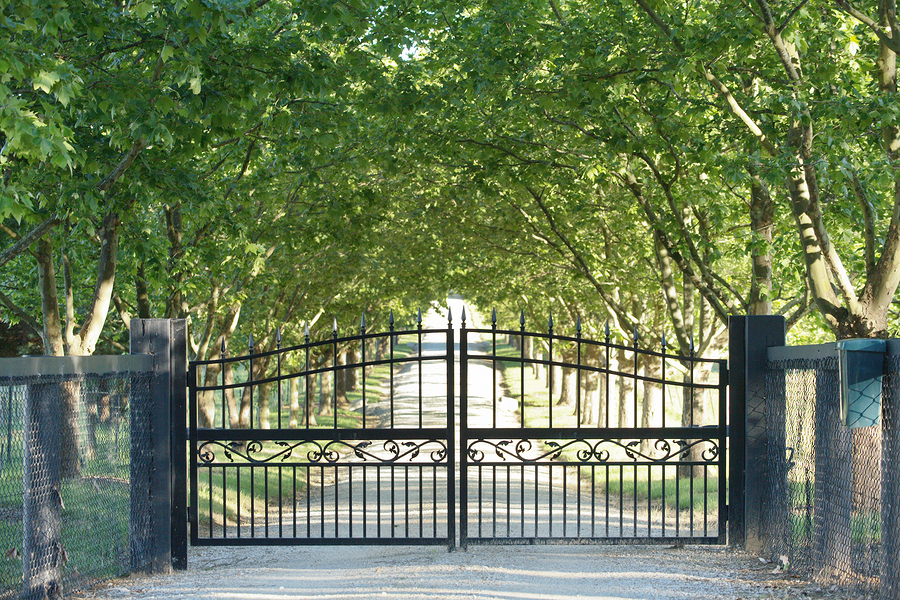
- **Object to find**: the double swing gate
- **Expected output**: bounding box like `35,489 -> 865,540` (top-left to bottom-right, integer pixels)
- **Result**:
187,310 -> 728,549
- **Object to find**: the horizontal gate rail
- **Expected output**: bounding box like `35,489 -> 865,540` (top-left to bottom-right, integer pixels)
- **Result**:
459,313 -> 728,548
188,317 -> 455,548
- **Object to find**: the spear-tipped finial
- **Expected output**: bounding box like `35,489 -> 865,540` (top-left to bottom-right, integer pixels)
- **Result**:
276,326 -> 282,347
690,333 -> 695,353
221,338 -> 226,355
633,326 -> 639,343
605,319 -> 610,338
576,315 -> 582,334
417,308 -> 423,327
248,333 -> 254,352
661,332 -> 667,349
448,305 -> 454,324
332,317 -> 338,335
520,310 -> 525,327
461,306 -> 467,324
389,309 -> 395,326
548,312 -> 553,330
304,321 -> 310,339
491,307 -> 497,326
360,313 -> 366,332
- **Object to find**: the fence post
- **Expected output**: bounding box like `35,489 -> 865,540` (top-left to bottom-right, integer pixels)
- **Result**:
883,339 -> 900,600
130,319 -> 188,573
728,315 -> 785,551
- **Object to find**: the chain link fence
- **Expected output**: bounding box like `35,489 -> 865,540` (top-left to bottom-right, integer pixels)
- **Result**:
0,370 -> 153,600
766,353 -> 898,600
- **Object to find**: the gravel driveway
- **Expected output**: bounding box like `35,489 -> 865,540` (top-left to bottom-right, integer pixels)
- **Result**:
73,544 -> 827,600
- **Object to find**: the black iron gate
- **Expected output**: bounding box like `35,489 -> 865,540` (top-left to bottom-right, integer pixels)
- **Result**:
186,309 -> 728,549
188,315 -> 455,546
459,312 -> 728,547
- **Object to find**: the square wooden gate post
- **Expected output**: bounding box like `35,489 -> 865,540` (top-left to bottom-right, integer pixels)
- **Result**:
130,319 -> 188,573
728,315 -> 785,551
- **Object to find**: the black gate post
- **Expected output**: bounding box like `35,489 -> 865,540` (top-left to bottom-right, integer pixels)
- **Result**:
728,315 -> 785,550
130,319 -> 188,573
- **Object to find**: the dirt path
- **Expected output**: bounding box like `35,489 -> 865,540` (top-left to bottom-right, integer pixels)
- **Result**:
74,544 -> 826,600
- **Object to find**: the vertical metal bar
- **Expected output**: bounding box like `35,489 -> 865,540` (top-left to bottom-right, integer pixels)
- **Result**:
419,465 -> 423,539
320,465 -> 326,538
276,328 -> 282,430
418,311 -> 423,429
633,465 -> 637,536
207,468 -> 213,537
605,465 -> 609,537
492,465 -> 497,538
332,322 -> 338,429
618,465 -> 623,535
304,325 -> 311,429
478,466 -> 483,538
277,466 -> 284,537
432,464 -> 437,538
605,322 -> 611,428
222,465 -> 227,539
405,465 -> 410,538
521,464 -> 525,538
520,313 -> 526,428
647,464 -> 652,537
662,464 -> 666,538
549,465 -> 554,537
390,319 -> 395,429
306,465 -> 311,536
250,467 -> 255,538
492,309 -> 497,429
349,465 -> 353,538
362,466 -> 368,538
577,464 -> 581,536
377,465 -> 382,537
361,320 -> 367,430
661,336 -> 667,429
690,467 -> 695,536
189,364 -> 199,546
292,465 -> 297,538
236,467 -> 241,538
576,317 -> 582,428
264,466 -> 269,538
534,464 -> 539,537
458,312 -> 466,549
704,464 -> 709,537
633,329 -> 639,429
675,468 -> 680,537
562,464 -> 567,536
249,336 -> 255,429
507,464 -> 511,537
548,315 -> 554,429
334,465 -> 339,538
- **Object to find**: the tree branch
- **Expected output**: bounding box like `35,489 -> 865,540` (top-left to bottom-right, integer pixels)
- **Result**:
0,217 -> 61,269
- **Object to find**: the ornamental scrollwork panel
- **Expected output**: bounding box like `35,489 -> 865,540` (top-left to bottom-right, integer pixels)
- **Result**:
466,438 -> 719,464
197,439 -> 447,465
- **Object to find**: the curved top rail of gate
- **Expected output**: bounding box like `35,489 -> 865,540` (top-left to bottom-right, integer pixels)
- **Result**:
188,313 -> 456,435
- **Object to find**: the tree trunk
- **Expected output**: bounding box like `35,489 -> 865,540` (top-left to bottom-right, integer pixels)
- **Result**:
617,346 -> 633,430
258,382 -> 271,429
224,362 -> 239,428
556,366 -> 576,406
289,376 -> 301,428
317,371 -> 332,416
